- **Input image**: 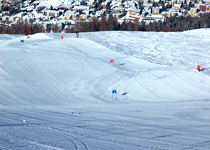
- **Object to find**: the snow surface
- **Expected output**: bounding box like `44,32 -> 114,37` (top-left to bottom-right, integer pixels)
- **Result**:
0,29 -> 210,149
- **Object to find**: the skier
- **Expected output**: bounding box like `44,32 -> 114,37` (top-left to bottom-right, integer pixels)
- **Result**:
76,31 -> 79,38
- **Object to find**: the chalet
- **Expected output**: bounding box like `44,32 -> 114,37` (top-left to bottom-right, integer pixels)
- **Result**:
145,14 -> 164,22
95,10 -> 104,17
195,3 -> 208,11
127,1 -> 136,8
102,2 -> 107,9
112,7 -> 124,18
75,0 -> 83,6
65,10 -> 75,16
123,1 -> 130,9
43,16 -> 52,21
205,0 -> 210,4
64,14 -> 71,20
165,11 -> 176,17
31,0 -> 39,6
113,13 -> 122,19
8,15 -> 16,21
129,7 -> 140,18
2,15 -> 9,21
141,11 -> 148,18
66,0 -> 74,5
79,14 -> 88,20
152,7 -> 160,14
74,5 -> 90,11
120,4 -> 125,9
154,0 -> 160,3
72,13 -> 78,20
9,0 -> 22,5
143,3 -> 153,9
83,9 -> 90,15
87,0 -> 95,6
87,2 -> 94,6
142,17 -> 156,24
118,0 -> 125,3
173,4 -> 181,11
44,10 -> 60,18
59,4 -> 73,10
190,7 -> 197,14
87,0 -> 95,2
17,12 -> 24,18
26,0 -> 32,4
112,7 -> 121,13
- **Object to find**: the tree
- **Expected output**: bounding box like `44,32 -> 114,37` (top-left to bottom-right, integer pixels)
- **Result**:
53,23 -> 61,33
106,14 -> 119,31
99,15 -> 107,31
120,19 -> 127,30
127,20 -> 135,31
90,17 -> 99,31
134,19 -> 140,31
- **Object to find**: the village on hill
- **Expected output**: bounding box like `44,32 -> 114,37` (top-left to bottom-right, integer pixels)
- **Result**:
0,0 -> 210,32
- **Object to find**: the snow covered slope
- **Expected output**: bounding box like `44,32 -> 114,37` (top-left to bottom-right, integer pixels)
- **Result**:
0,30 -> 210,106
0,30 -> 210,149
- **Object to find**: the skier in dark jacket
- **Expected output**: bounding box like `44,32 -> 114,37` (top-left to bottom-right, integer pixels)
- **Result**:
76,31 -> 79,38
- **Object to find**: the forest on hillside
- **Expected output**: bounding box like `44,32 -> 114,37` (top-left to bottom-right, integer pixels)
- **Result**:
1,12 -> 210,34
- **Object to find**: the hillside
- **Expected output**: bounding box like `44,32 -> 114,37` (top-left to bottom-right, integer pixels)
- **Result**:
0,30 -> 210,149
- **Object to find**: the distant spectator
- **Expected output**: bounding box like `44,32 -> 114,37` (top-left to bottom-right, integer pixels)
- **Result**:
76,31 -> 79,38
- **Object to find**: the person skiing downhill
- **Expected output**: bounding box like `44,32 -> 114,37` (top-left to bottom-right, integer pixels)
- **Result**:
76,31 -> 79,38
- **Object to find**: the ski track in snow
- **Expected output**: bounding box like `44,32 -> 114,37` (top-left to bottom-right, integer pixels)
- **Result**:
0,30 -> 210,149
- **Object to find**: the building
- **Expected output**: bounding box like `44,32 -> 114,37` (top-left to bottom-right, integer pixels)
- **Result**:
152,7 -> 160,14
8,0 -> 22,5
129,7 -> 141,18
44,10 -> 60,17
195,3 -> 208,11
79,14 -> 88,20
190,7 -> 197,14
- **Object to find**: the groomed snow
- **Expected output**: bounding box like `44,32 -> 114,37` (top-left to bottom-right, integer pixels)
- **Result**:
0,29 -> 210,149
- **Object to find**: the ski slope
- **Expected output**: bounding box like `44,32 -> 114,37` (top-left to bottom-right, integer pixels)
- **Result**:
0,29 -> 210,149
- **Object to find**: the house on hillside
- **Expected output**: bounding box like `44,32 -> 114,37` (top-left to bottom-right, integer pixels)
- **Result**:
190,7 -> 197,14
87,0 -> 95,6
74,5 -> 90,11
118,0 -> 125,3
195,3 -> 209,11
145,14 -> 164,22
2,15 -> 9,21
75,0 -> 83,6
143,3 -> 153,9
79,14 -> 88,20
152,7 -> 160,15
65,10 -> 75,16
72,13 -> 78,20
17,12 -> 24,18
129,7 -> 141,18
102,1 -> 111,9
9,0 -> 22,6
59,4 -> 73,10
165,10 -> 177,17
95,10 -> 104,17
205,0 -> 210,4
172,3 -> 181,11
8,15 -> 16,21
44,10 -> 60,18
112,7 -> 124,18
65,0 -> 74,5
